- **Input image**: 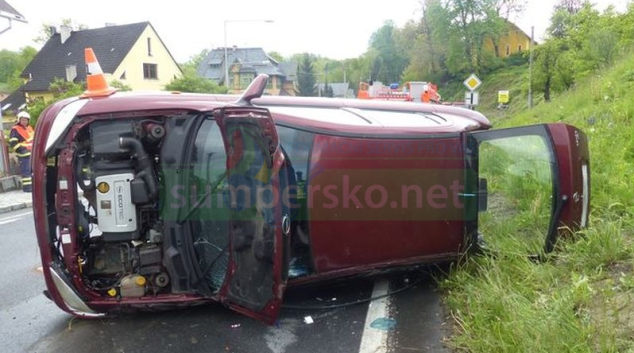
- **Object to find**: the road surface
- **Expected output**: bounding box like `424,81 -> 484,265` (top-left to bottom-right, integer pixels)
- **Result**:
0,209 -> 453,353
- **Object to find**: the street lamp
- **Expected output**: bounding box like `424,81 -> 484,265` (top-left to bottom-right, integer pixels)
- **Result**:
223,19 -> 274,90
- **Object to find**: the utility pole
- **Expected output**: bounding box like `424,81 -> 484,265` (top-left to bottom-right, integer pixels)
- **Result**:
528,26 -> 534,109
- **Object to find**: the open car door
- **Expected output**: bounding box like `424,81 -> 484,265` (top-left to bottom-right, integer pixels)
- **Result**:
465,123 -> 590,256
213,106 -> 288,324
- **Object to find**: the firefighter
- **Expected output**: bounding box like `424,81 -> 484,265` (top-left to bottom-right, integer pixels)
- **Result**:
421,84 -> 431,103
9,111 -> 34,192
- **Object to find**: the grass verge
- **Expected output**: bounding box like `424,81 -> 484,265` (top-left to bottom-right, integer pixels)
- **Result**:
441,53 -> 634,352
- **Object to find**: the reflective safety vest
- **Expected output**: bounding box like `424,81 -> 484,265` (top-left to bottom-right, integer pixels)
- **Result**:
9,124 -> 34,158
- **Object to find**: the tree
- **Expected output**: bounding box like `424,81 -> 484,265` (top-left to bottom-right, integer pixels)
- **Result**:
0,47 -> 37,91
110,80 -> 132,92
402,0 -> 450,83
533,39 -> 563,102
27,78 -> 85,125
164,74 -> 227,93
411,0 -> 524,79
368,21 -> 409,83
267,51 -> 285,62
34,19 -> 88,44
297,54 -> 317,97
554,0 -> 583,14
185,49 -> 209,72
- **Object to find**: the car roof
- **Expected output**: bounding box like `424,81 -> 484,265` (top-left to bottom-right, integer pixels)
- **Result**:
73,91 -> 491,135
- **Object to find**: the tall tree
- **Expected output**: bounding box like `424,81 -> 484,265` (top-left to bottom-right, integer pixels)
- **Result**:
297,54 -> 317,97
368,21 -> 409,83
419,0 -> 524,77
533,39 -> 566,102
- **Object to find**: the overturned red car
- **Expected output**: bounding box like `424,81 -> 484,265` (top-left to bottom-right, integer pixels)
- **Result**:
31,51 -> 590,324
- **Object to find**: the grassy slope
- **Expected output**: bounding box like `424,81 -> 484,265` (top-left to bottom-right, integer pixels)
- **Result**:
441,54 -> 634,352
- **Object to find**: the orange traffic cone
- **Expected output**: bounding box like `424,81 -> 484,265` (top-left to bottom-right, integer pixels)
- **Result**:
80,47 -> 117,98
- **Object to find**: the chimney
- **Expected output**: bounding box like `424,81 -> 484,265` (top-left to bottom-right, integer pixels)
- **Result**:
65,64 -> 77,82
60,25 -> 72,44
49,26 -> 57,36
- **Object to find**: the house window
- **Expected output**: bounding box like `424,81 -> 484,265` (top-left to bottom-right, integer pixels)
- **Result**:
240,75 -> 255,89
120,71 -> 126,80
147,37 -> 152,56
518,45 -> 522,52
506,45 -> 510,56
267,77 -> 274,89
143,63 -> 158,79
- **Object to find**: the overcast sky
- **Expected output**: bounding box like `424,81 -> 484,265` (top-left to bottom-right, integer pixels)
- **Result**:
0,0 -> 628,63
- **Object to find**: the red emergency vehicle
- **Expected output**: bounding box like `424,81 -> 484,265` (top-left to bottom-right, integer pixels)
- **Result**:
357,81 -> 441,103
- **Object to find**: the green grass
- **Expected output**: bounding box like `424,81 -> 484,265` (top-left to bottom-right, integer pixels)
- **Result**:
441,53 -> 634,352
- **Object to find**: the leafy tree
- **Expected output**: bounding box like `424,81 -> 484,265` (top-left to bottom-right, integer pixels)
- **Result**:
267,51 -> 284,62
554,0 -> 584,14
184,49 -> 209,73
27,78 -> 85,125
341,56 -> 374,95
297,54 -> 317,97
533,39 -> 571,102
0,47 -> 38,91
368,21 -> 409,83
110,80 -> 132,92
164,73 -> 227,93
402,0 -> 450,83
34,19 -> 88,44
0,50 -> 21,84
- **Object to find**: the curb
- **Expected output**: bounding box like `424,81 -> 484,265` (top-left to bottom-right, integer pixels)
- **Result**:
0,200 -> 33,214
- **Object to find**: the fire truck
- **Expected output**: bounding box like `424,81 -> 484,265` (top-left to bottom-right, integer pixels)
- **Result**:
357,81 -> 441,103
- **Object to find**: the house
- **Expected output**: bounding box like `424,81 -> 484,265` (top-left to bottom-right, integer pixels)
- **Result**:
18,21 -> 181,104
0,0 -> 27,27
197,47 -> 297,96
484,20 -> 533,58
0,87 -> 26,129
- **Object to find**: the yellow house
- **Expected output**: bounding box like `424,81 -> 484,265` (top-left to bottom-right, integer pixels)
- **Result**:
18,22 -> 181,103
484,20 -> 533,58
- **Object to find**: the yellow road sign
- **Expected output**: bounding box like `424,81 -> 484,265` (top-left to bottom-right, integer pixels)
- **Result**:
463,73 -> 482,91
498,90 -> 509,103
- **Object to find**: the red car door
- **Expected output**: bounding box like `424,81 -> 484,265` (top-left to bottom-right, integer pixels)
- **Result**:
465,123 -> 590,255
212,106 -> 289,324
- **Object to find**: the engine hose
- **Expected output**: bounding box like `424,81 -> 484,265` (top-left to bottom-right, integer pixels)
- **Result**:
75,152 -> 95,191
119,136 -> 159,201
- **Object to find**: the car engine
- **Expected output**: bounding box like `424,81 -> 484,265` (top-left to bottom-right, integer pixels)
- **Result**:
73,119 -> 168,297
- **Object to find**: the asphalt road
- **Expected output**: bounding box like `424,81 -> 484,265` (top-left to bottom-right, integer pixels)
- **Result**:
0,209 -> 453,353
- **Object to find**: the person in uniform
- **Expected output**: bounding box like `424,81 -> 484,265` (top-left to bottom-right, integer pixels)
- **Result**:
9,111 -> 34,192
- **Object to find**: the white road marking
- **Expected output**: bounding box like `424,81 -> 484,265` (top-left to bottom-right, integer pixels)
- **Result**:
0,211 -> 33,222
359,279 -> 391,353
0,211 -> 33,225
